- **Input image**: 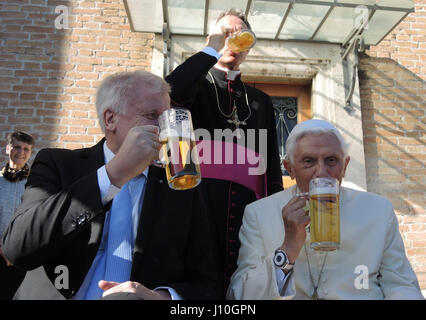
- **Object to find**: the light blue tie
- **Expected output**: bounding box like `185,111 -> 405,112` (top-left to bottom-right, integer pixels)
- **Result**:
84,181 -> 134,299
104,181 -> 133,282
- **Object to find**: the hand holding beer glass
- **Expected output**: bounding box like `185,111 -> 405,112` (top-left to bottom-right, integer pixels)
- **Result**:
156,108 -> 201,191
308,177 -> 340,251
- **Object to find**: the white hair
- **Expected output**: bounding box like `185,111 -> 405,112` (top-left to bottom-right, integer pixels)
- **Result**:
96,70 -> 170,133
285,119 -> 349,163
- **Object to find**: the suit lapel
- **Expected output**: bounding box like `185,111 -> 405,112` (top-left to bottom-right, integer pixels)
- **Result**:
81,139 -> 107,246
81,138 -> 106,168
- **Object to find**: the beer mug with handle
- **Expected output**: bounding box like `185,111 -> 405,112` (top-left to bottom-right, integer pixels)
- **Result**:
309,177 -> 340,251
155,108 -> 201,191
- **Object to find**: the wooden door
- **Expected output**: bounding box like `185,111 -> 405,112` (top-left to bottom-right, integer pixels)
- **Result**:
249,83 -> 312,189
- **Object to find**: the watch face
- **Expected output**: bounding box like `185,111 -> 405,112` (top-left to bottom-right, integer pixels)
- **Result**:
274,251 -> 286,267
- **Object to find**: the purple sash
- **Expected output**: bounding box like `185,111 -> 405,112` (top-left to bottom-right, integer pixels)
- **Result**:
196,140 -> 267,199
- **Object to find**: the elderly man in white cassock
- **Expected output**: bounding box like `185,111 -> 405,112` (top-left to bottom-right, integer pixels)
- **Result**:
227,119 -> 423,300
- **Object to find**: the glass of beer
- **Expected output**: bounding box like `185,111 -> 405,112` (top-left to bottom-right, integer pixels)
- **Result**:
309,177 -> 340,251
226,29 -> 256,52
157,108 -> 201,191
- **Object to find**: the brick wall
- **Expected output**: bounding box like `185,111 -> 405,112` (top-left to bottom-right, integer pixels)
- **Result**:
0,0 -> 153,164
359,0 -> 426,291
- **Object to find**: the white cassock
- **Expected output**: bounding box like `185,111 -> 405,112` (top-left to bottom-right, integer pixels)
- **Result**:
227,185 -> 424,300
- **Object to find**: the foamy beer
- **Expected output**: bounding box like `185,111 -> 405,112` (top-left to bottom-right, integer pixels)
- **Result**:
158,108 -> 201,191
226,29 -> 256,52
309,177 -> 340,251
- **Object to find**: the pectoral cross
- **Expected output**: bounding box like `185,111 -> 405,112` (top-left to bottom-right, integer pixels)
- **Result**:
227,103 -> 246,139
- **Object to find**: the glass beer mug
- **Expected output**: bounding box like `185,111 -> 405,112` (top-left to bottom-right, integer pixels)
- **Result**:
309,177 -> 340,251
156,108 -> 201,191
226,29 -> 256,52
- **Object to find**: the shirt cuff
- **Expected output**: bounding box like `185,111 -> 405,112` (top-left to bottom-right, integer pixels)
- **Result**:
202,46 -> 222,60
155,286 -> 183,300
275,266 -> 292,295
97,165 -> 121,205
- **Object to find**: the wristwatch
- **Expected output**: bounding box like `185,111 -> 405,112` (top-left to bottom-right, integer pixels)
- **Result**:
273,249 -> 294,272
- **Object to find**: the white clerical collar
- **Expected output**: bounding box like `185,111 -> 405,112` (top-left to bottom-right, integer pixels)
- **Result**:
103,141 -> 149,177
214,65 -> 241,81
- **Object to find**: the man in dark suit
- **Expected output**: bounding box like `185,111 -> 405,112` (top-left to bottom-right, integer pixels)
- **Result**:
1,70 -> 218,300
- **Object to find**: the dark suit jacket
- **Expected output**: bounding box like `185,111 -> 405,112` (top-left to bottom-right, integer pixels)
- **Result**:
1,139 -> 218,300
